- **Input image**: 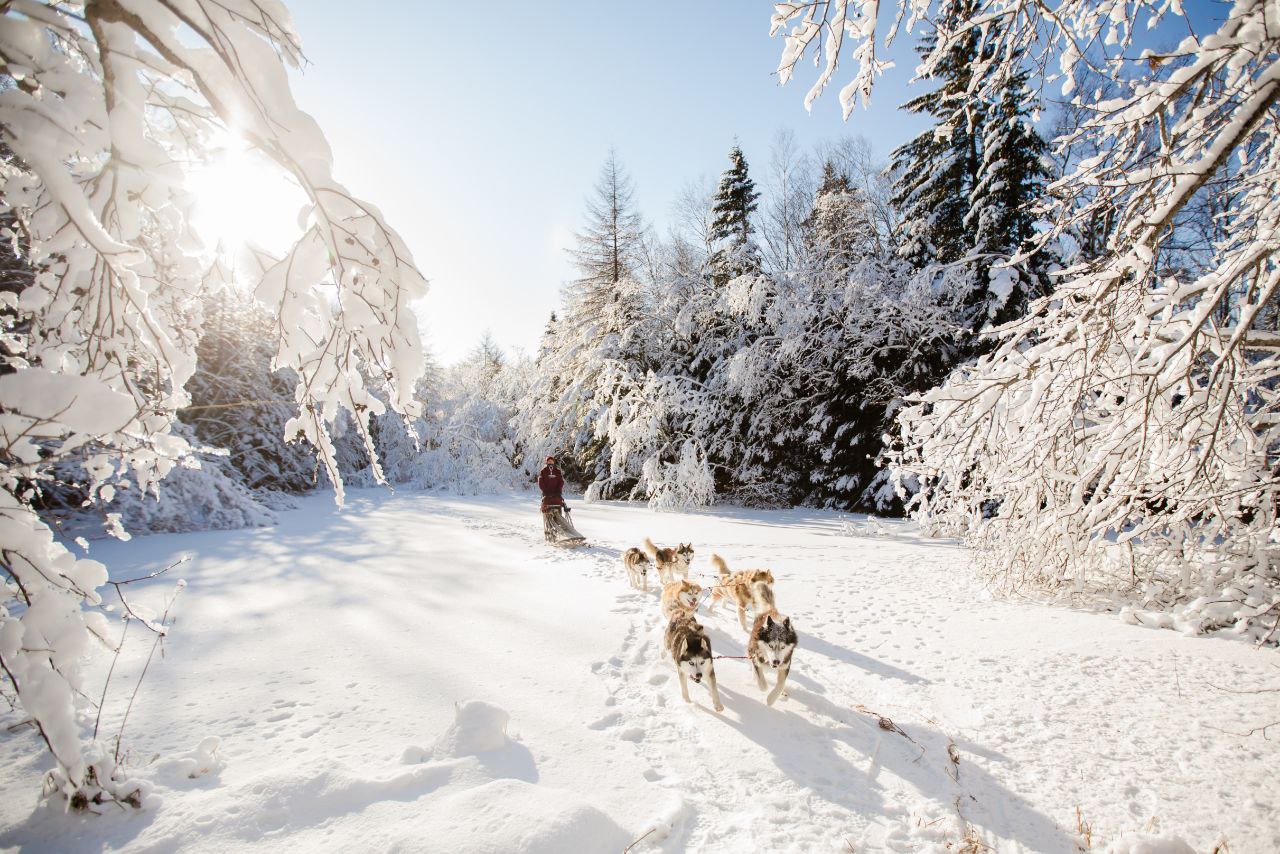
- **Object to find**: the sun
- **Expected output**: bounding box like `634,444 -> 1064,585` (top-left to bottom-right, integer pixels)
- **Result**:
186,134 -> 308,260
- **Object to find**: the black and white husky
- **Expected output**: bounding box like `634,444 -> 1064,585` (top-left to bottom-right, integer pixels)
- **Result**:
663,613 -> 724,712
746,582 -> 797,706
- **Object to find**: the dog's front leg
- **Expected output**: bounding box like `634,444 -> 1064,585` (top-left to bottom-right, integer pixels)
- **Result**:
677,669 -> 691,703
737,603 -> 750,633
751,657 -> 767,691
766,663 -> 791,706
705,665 -> 725,713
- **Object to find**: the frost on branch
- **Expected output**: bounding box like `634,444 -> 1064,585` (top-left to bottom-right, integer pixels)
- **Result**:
777,0 -> 1280,639
0,0 -> 426,802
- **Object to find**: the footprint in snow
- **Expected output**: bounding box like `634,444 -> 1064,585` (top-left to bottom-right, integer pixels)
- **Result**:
588,712 -> 622,730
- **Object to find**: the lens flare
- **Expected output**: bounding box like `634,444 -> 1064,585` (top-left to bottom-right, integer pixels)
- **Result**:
186,135 -> 307,258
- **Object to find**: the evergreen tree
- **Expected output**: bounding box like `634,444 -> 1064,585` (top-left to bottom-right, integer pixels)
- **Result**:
517,152 -> 654,493
806,160 -> 876,272
889,2 -> 1052,333
567,149 -> 644,301
709,144 -> 762,283
538,312 -> 558,361
470,330 -> 506,383
183,292 -> 327,494
890,17 -> 979,270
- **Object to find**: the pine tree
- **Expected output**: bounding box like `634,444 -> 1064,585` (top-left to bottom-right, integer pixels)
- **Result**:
806,160 -> 875,272
538,312 -> 558,361
889,2 -> 1052,333
521,152 -> 654,493
709,144 -> 762,283
969,77 -> 1053,326
890,12 -> 978,268
562,151 -> 648,355
567,149 -> 644,300
470,330 -> 506,385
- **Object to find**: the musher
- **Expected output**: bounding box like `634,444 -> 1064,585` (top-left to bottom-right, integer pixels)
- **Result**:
537,455 -> 585,543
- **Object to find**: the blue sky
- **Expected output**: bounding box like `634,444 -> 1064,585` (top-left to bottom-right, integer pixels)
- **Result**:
285,0 -> 1225,365
286,1 -> 929,364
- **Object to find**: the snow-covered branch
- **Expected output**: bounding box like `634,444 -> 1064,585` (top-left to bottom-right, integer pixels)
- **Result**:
0,0 -> 427,802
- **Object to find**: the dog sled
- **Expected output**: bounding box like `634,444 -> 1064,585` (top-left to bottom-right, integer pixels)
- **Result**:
543,505 -> 587,546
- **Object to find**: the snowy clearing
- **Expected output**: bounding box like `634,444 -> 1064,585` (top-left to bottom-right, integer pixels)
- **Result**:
1,491 -> 1276,852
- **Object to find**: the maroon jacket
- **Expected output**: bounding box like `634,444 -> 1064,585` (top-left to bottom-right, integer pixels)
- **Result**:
537,465 -> 565,512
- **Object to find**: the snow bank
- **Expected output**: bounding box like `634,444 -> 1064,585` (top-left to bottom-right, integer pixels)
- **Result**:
404,699 -> 510,761
423,779 -> 630,854
401,701 -> 629,852
1105,832 -> 1197,854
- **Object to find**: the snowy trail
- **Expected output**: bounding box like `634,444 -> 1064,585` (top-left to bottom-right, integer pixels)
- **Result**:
1,491 -> 1277,852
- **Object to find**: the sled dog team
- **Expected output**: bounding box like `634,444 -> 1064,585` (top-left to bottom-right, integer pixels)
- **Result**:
622,538 -> 797,713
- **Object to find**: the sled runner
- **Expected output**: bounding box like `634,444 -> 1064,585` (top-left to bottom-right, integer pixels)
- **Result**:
543,505 -> 587,546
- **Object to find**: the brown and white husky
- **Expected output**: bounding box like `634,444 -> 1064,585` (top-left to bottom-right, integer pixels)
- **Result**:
643,537 -> 693,585
622,547 -> 650,591
707,554 -> 776,632
660,579 -> 702,620
664,613 -> 724,712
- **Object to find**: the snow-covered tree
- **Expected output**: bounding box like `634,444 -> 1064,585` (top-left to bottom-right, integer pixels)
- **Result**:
183,292 -> 322,495
709,145 -> 763,283
566,150 -> 645,309
405,340 -> 525,494
887,1 -> 1052,334
774,0 -> 1280,639
806,160 -> 876,271
0,0 -> 426,803
760,131 -> 815,276
517,154 -> 654,492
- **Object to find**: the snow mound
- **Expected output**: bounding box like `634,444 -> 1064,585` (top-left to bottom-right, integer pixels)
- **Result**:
431,700 -> 509,758
156,736 -> 224,781
423,778 -> 631,854
1104,832 -> 1196,854
402,700 -> 511,764
395,702 -> 628,849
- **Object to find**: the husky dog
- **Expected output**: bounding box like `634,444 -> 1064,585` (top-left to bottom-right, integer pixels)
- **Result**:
664,613 -> 724,712
747,582 -> 797,707
622,547 -> 650,591
643,537 -> 693,585
660,579 -> 702,619
707,554 -> 776,632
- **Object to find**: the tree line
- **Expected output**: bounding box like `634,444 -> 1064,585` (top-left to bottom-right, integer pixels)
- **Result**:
517,23 -> 1052,513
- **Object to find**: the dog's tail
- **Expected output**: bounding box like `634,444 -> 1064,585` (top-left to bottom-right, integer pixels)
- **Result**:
643,536 -> 658,560
710,553 -> 730,581
750,580 -> 776,612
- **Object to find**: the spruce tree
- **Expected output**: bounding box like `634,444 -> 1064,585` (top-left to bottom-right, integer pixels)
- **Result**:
889,1 -> 1052,333
890,19 -> 978,270
534,151 -> 653,493
537,312 -> 558,361
709,144 -> 762,283
806,160 -> 875,272
969,77 -> 1053,326
567,149 -> 644,299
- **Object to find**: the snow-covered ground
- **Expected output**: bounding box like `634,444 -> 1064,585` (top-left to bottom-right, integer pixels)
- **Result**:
1,490 -> 1276,852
